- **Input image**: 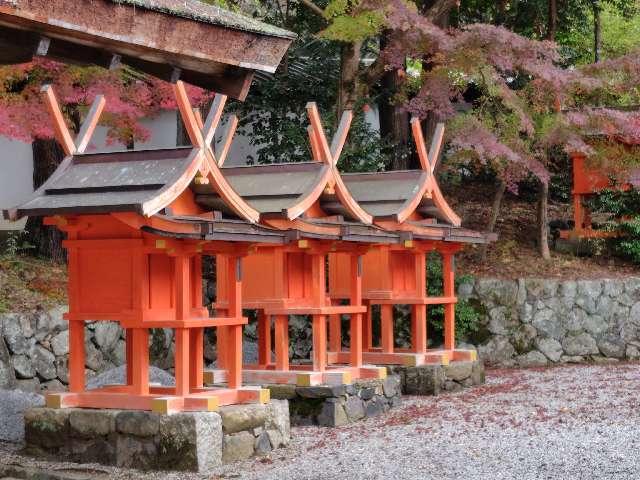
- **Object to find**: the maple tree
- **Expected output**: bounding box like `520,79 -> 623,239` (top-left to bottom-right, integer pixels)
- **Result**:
0,59 -> 209,145
312,0 -> 640,260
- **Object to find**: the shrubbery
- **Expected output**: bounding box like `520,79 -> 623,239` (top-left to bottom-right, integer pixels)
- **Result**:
587,184 -> 640,263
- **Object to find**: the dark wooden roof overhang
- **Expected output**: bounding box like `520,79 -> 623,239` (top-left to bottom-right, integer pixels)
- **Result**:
140,214 -> 287,244
0,0 -> 295,99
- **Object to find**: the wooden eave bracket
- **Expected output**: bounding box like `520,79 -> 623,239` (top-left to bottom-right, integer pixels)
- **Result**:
410,117 -> 461,227
41,85 -> 106,157
305,102 -> 373,225
173,81 -> 259,223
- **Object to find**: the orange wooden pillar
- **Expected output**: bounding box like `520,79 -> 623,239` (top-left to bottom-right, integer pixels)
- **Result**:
328,243 -> 477,367
257,310 -> 271,366
42,215 -> 268,413
442,250 -> 456,351
210,243 -> 384,387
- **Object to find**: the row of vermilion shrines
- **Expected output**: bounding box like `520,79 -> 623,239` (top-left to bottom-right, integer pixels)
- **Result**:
8,82 -> 487,414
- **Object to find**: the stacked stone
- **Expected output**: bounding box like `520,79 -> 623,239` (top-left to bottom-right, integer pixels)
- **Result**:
460,277 -> 640,367
268,376 -> 402,427
391,360 -> 485,395
23,400 -> 290,473
0,307 -> 126,393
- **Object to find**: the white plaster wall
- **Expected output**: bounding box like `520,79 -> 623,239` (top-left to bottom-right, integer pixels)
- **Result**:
0,138 -> 33,230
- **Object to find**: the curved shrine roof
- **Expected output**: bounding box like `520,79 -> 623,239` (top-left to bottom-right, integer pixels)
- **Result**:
194,162 -> 329,218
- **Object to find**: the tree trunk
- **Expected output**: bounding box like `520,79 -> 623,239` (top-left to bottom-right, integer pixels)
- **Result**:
593,0 -> 602,62
538,181 -> 551,260
337,40 -> 363,118
377,30 -> 413,170
547,0 -> 557,40
25,139 -> 66,262
481,180 -> 506,261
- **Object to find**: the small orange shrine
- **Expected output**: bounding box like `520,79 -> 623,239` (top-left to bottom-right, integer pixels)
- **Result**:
5,81 -> 296,413
560,150 -> 640,239
209,104 -> 394,386
328,118 -> 489,367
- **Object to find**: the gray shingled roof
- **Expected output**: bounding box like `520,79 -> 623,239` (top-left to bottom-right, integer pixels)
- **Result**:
194,162 -> 327,216
112,0 -> 296,39
12,148 -> 195,217
342,170 -> 427,219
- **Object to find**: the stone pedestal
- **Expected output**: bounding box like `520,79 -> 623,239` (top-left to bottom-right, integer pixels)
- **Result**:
23,400 -> 290,473
266,375 -> 402,427
390,360 -> 485,395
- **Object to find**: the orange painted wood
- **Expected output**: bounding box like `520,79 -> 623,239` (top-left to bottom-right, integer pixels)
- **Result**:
75,95 -> 106,154
329,312 -> 341,353
363,300 -> 373,351
411,305 -> 427,354
68,320 -> 85,393
257,311 -> 271,366
174,328 -> 190,396
226,324 -> 243,389
274,315 -> 289,371
216,325 -> 228,370
380,304 -> 394,354
41,85 -> 76,156
264,305 -> 366,315
328,350 -> 449,366
311,314 -> 327,372
442,252 -> 455,350
190,327 -> 204,389
130,328 -> 149,396
349,255 -> 363,367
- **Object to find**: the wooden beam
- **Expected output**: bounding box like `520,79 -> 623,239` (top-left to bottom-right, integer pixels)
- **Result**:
74,95 -> 105,153
203,94 -> 228,147
306,102 -> 333,164
428,123 -> 445,172
307,125 -> 322,162
217,115 -> 238,167
411,117 -> 430,172
330,110 -> 353,165
41,85 -> 76,157
173,81 -> 205,148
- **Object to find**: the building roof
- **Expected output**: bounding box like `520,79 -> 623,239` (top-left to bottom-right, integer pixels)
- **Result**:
342,170 -> 460,225
8,148 -> 196,218
194,162 -> 330,219
0,0 -> 295,99
112,0 -> 295,39
342,170 -> 427,219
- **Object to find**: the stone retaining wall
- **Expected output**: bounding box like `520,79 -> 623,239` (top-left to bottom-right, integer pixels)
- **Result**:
23,400 -> 290,473
267,376 -> 402,427
0,308 -> 218,393
460,277 -> 640,367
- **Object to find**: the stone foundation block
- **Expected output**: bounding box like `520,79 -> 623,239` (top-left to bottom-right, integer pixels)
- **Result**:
23,401 -> 290,472
390,360 -> 485,395
266,375 -> 401,427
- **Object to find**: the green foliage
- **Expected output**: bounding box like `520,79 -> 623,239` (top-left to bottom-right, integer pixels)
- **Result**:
587,184 -> 640,263
560,2 -> 640,65
3,231 -> 35,257
426,252 -> 481,342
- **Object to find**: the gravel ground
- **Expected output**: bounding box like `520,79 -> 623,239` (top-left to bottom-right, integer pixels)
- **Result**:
2,363 -> 640,479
